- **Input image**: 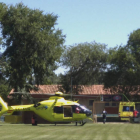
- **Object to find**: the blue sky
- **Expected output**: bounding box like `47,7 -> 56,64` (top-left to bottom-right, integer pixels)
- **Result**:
1,0 -> 140,74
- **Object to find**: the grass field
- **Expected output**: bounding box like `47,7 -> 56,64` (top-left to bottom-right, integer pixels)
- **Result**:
0,122 -> 140,140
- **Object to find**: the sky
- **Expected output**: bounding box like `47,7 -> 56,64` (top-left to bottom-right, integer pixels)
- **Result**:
1,0 -> 140,74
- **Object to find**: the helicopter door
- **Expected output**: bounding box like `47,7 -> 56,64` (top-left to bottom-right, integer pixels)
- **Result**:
63,106 -> 72,119
53,106 -> 63,119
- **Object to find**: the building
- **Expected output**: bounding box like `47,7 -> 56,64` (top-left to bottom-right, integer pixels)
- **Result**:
8,85 -> 139,123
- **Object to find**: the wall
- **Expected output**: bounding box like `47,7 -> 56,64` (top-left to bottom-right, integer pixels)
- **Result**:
73,96 -> 98,111
93,101 -> 119,115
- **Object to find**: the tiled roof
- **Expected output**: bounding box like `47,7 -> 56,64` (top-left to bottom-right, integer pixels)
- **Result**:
31,85 -> 111,95
78,85 -> 111,95
9,85 -> 140,95
30,85 -> 59,94
9,85 -> 121,95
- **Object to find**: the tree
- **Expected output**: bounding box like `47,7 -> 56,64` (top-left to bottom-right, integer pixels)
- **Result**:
42,73 -> 61,85
0,2 -> 65,92
104,46 -> 136,86
103,44 -> 140,101
0,61 -> 11,102
0,84 -> 11,102
60,42 -> 108,94
127,29 -> 140,65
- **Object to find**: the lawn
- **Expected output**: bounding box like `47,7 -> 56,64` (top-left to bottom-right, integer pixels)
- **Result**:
0,122 -> 140,140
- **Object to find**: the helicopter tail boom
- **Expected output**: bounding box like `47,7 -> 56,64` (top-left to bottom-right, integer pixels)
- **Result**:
0,97 -> 8,116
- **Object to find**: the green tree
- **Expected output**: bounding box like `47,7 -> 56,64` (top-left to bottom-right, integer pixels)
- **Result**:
0,84 -> 11,101
0,70 -> 11,102
127,29 -> 140,64
0,2 -> 65,92
103,29 -> 140,90
103,45 -> 140,101
60,42 -> 108,94
42,73 -> 61,85
104,46 -> 136,86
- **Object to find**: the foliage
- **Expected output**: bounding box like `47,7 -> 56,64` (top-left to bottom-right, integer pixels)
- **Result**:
127,28 -> 140,63
60,42 -> 108,94
126,29 -> 140,86
0,84 -> 11,101
103,41 -> 140,100
0,2 -> 65,92
42,69 -> 61,85
104,46 -> 137,87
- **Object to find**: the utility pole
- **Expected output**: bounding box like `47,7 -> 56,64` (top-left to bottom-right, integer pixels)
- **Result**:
70,67 -> 73,100
71,74 -> 72,100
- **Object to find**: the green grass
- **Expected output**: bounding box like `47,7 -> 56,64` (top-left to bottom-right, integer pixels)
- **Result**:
0,122 -> 140,140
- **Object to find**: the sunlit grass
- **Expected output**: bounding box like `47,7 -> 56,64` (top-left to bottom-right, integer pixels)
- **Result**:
0,122 -> 140,140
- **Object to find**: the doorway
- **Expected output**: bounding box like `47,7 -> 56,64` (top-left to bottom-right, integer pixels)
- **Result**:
63,106 -> 72,117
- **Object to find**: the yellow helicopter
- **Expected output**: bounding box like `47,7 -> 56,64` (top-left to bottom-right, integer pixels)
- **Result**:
0,92 -> 92,126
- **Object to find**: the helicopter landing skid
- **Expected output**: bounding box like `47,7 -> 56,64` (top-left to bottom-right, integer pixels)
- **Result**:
75,121 -> 86,126
81,121 -> 86,126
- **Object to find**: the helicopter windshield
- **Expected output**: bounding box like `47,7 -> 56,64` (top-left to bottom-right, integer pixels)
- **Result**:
71,104 -> 89,114
80,105 -> 88,110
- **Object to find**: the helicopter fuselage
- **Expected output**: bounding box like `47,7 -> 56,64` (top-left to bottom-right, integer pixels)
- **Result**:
5,96 -> 92,123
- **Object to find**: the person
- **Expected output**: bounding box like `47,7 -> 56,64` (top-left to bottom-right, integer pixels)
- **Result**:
102,109 -> 107,124
133,109 -> 139,118
75,107 -> 80,113
32,114 -> 37,126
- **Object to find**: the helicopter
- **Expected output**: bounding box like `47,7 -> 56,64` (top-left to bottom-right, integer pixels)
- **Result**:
0,92 -> 92,126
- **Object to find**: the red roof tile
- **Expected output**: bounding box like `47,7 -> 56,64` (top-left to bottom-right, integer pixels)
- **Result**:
30,85 -> 59,94
79,85 -> 108,95
9,85 -> 123,95
9,85 -> 140,95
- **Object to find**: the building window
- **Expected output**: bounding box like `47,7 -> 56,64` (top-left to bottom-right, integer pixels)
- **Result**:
112,103 -> 117,106
105,103 -> 109,106
89,100 -> 94,106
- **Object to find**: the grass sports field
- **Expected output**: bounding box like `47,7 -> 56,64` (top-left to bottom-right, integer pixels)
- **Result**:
0,122 -> 140,140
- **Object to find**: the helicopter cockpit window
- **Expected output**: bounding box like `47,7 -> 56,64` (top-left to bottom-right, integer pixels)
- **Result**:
123,106 -> 134,112
72,105 -> 85,113
54,106 -> 63,113
80,105 -> 88,110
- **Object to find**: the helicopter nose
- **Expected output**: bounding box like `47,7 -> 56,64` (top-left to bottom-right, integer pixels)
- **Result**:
86,110 -> 92,117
